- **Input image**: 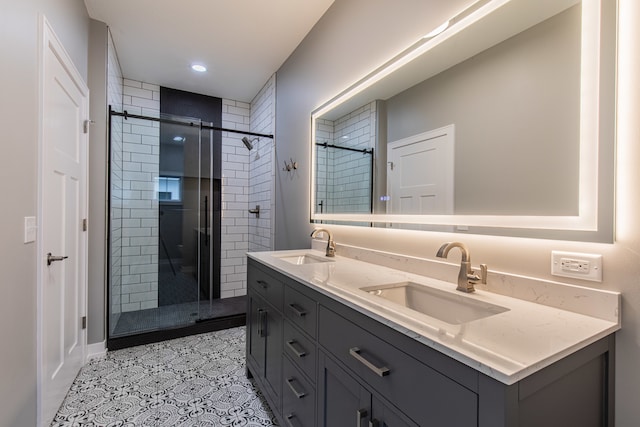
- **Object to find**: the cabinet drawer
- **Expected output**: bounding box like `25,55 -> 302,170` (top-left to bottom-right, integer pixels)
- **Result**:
282,357 -> 315,427
284,286 -> 317,338
248,265 -> 283,311
284,320 -> 316,382
319,306 -> 478,426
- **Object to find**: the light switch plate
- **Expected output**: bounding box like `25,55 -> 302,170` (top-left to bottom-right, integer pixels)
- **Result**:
24,216 -> 36,243
551,250 -> 602,282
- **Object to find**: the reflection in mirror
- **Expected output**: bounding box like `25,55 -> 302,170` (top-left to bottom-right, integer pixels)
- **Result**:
314,103 -> 375,215
310,0 -> 615,242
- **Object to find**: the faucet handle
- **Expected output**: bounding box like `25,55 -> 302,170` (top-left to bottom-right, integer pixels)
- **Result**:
327,240 -> 336,257
468,264 -> 488,285
479,264 -> 488,284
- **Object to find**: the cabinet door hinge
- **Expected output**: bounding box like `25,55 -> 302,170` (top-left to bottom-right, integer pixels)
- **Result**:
82,218 -> 87,232
82,316 -> 87,330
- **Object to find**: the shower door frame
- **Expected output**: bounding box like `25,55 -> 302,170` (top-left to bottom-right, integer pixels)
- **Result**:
105,108 -> 274,350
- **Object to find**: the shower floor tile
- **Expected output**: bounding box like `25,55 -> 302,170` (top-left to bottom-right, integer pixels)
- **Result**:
112,296 -> 247,337
52,327 -> 277,426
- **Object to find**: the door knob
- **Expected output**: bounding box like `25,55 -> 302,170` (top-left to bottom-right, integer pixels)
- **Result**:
47,253 -> 68,266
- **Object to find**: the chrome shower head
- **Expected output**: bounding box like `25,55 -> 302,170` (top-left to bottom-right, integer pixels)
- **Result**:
242,136 -> 258,150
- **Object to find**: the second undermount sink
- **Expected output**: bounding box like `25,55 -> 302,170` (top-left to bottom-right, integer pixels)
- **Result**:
277,253 -> 335,265
361,281 -> 509,325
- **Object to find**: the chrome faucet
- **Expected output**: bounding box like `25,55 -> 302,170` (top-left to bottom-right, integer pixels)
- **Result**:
436,242 -> 487,293
310,228 -> 336,257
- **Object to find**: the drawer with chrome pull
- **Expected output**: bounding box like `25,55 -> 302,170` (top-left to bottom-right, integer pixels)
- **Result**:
318,305 -> 477,426
283,320 -> 316,382
248,260 -> 283,310
282,356 -> 315,427
284,285 -> 317,338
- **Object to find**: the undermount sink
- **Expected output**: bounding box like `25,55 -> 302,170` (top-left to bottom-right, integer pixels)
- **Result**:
361,281 -> 509,325
277,253 -> 335,265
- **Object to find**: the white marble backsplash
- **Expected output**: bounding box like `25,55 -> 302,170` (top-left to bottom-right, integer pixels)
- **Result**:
312,240 -> 620,324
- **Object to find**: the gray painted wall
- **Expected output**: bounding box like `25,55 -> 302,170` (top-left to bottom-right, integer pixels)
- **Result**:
275,0 -> 640,425
275,0 -> 470,250
0,0 -> 90,425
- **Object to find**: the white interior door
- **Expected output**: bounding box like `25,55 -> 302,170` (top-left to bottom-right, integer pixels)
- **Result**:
38,17 -> 89,427
387,125 -> 455,216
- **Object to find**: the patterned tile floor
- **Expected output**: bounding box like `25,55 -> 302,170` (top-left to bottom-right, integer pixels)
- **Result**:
52,327 -> 278,426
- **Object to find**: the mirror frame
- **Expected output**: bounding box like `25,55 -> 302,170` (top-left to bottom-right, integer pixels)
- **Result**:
310,0 -> 616,242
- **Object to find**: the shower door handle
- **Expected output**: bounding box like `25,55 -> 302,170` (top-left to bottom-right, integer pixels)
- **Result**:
204,196 -> 208,245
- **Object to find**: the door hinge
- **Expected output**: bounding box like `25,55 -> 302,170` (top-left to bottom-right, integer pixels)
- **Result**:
83,119 -> 94,134
82,218 -> 87,232
82,316 -> 87,329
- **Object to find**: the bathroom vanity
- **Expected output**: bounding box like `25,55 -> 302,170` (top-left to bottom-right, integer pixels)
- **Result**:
245,250 -> 619,427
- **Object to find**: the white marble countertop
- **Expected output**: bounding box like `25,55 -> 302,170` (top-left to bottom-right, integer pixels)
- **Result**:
248,249 -> 620,385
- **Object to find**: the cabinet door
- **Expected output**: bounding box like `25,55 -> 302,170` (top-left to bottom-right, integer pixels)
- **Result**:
371,397 -> 419,427
318,352 -> 371,427
247,291 -> 283,413
264,305 -> 283,404
247,293 -> 266,376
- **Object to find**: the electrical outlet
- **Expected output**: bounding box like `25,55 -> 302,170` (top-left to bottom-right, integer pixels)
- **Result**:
551,251 -> 602,282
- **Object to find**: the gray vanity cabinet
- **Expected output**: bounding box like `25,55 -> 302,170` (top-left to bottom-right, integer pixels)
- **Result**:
246,258 -> 615,427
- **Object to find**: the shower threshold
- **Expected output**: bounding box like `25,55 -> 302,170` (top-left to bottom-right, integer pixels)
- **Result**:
108,296 -> 246,349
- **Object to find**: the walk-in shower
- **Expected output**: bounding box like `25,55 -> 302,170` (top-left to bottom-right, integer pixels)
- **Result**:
107,106 -> 273,348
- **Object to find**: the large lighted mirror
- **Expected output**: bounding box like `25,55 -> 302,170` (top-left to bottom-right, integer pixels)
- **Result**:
310,0 -> 616,242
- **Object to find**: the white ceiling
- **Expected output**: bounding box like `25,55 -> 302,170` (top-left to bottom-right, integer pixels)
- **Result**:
84,0 -> 335,102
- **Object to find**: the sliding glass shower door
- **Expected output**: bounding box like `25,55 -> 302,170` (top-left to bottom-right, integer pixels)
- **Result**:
108,111 -> 216,339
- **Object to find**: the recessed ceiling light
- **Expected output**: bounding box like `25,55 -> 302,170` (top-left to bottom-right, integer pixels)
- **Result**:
191,64 -> 207,72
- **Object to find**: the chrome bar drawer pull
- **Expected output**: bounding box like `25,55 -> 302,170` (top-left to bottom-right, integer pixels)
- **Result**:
286,340 -> 307,358
257,309 -> 267,337
285,414 -> 301,427
349,347 -> 390,377
286,377 -> 306,399
288,303 -> 307,317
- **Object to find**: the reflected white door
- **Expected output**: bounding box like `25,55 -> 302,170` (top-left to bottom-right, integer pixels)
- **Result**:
39,17 -> 89,426
387,125 -> 455,215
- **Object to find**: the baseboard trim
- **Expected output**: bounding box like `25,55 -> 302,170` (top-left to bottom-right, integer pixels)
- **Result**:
87,341 -> 107,360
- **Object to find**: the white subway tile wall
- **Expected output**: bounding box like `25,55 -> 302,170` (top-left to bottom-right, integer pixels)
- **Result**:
316,102 -> 376,214
315,119 -> 334,214
221,99 -> 251,298
249,74 -> 276,252
107,30 -> 123,333
120,79 -> 160,312
109,76 -> 276,309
